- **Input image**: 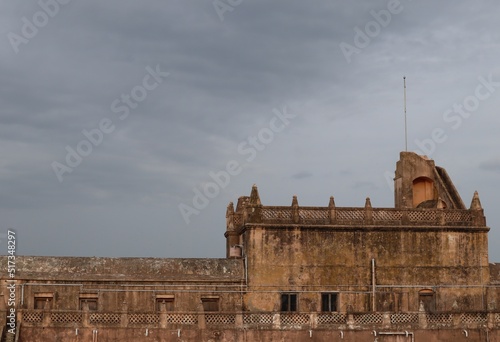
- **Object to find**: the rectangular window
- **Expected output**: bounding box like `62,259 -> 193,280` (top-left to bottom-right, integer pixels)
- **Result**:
156,296 -> 175,312
201,297 -> 219,312
80,294 -> 98,311
34,295 -> 53,310
280,293 -> 297,312
321,293 -> 338,312
418,291 -> 436,312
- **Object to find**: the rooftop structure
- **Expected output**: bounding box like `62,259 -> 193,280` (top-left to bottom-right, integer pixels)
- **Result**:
1,152 -> 498,341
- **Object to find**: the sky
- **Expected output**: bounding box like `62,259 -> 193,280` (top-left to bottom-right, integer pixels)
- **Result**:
1,0 -> 499,260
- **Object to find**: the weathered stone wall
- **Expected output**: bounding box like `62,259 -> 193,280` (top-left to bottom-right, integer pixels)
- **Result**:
242,225 -> 489,312
0,257 -> 244,282
15,326 -> 499,342
0,257 -> 245,313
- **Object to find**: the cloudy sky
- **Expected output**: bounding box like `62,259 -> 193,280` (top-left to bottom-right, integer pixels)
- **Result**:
1,1 -> 499,260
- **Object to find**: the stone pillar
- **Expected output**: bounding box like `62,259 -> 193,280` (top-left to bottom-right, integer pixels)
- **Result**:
292,196 -> 299,224
248,185 -> 263,223
364,197 -> 373,225
225,202 -> 241,258
42,310 -> 51,327
328,196 -> 336,224
160,310 -> 168,329
235,312 -> 243,328
382,312 -> 391,328
401,197 -> 410,225
436,198 -> 446,225
346,313 -> 355,329
272,313 -> 280,329
470,191 -> 486,226
82,308 -> 89,328
121,302 -> 128,328
310,312 -> 317,329
197,302 -> 206,329
452,312 -> 461,327
418,310 -> 427,329
487,312 -> 495,330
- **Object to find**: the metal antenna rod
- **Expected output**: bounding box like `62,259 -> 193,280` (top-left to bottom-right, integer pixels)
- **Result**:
403,76 -> 407,152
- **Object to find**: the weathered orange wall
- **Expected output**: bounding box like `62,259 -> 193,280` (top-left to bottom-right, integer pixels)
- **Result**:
17,327 -> 498,342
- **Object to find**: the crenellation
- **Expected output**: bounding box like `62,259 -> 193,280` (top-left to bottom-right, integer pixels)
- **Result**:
238,205 -> 483,228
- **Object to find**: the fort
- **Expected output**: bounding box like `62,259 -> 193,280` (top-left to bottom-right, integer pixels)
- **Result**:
1,151 -> 500,341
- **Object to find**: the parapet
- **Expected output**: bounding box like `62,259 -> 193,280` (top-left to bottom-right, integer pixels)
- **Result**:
225,153 -> 487,233
227,189 -> 487,231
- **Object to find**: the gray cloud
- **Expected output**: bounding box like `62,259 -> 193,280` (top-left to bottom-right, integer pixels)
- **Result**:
292,171 -> 313,180
480,159 -> 500,173
1,0 -> 499,260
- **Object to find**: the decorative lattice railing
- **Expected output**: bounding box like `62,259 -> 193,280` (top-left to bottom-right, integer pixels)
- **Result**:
261,207 -> 292,222
336,209 -> 364,224
299,208 -> 329,223
165,313 -> 198,325
51,312 -> 83,324
317,313 -> 347,325
426,313 -> 453,326
280,313 -> 310,326
233,213 -> 243,227
17,310 -> 499,329
22,311 -> 43,323
461,312 -> 488,325
90,313 -> 121,325
390,313 -> 419,325
243,313 -> 274,325
205,314 -> 236,325
128,313 -> 161,325
238,206 -> 478,227
353,313 -> 383,325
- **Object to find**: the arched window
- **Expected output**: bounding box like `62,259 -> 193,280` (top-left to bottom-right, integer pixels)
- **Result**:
412,177 -> 435,207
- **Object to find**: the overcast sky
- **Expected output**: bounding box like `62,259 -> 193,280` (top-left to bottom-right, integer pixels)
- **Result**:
1,1 -> 499,260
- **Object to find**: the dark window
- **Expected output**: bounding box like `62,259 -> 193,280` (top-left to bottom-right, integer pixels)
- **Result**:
418,290 -> 436,312
321,293 -> 338,312
156,298 -> 174,312
281,293 -> 297,312
201,298 -> 219,312
376,292 -> 395,312
80,298 -> 98,311
34,297 -> 52,310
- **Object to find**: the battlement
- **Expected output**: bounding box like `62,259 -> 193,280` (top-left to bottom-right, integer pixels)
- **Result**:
226,189 -> 487,233
225,152 -> 487,237
232,204 -> 486,229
